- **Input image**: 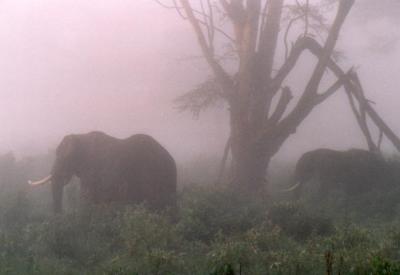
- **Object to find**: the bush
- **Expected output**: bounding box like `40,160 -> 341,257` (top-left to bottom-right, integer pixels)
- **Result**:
207,236 -> 258,274
118,206 -> 184,274
177,186 -> 268,242
370,256 -> 400,274
1,165 -> 400,274
269,202 -> 334,241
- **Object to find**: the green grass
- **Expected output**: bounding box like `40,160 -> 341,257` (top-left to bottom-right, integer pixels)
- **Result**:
1,183 -> 400,274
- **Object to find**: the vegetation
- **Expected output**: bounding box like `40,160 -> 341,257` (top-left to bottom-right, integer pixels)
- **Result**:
0,152 -> 399,274
1,161 -> 400,274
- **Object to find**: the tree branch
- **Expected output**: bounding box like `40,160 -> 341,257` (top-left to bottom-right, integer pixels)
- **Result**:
220,0 -> 246,26
180,0 -> 233,91
297,29 -> 400,152
206,0 -> 215,47
271,36 -> 311,94
377,129 -> 384,151
156,0 -> 235,43
155,0 -> 187,19
284,15 -> 304,60
197,19 -> 236,43
216,136 -> 231,185
199,0 -> 214,54
304,0 -> 310,36
267,86 -> 293,126
313,70 -> 350,105
346,72 -> 400,152
258,0 -> 284,82
301,0 -> 354,99
295,0 -> 310,37
253,0 -> 284,128
345,85 -> 378,152
260,1 -> 355,147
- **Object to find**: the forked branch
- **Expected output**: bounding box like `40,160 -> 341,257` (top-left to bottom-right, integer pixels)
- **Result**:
345,85 -> 378,152
313,70 -> 350,105
179,0 -> 233,91
273,0 -> 355,135
301,0 -> 354,98
268,86 -> 293,126
345,73 -> 400,152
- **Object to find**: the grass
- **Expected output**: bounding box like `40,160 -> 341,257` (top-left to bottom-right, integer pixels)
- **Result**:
1,151 -> 400,274
0,183 -> 400,274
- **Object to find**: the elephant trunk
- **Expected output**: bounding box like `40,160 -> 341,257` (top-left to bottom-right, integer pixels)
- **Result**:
50,156 -> 77,213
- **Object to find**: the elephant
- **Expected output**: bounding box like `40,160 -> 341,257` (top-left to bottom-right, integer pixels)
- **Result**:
285,148 -> 387,198
29,131 -> 177,213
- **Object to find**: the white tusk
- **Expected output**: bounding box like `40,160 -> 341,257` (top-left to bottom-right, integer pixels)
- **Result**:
279,181 -> 301,193
28,175 -> 52,186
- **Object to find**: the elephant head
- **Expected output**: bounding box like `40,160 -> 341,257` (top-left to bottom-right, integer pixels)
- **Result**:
29,134 -> 84,213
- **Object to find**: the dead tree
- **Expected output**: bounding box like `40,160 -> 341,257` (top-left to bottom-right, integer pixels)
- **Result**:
343,71 -> 400,153
159,0 -> 399,192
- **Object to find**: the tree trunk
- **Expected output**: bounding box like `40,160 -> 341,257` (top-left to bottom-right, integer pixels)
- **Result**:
215,137 -> 231,185
229,113 -> 276,191
230,141 -> 270,191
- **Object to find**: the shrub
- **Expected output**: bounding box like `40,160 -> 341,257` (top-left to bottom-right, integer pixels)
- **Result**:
115,206 -> 184,274
268,202 -> 334,241
370,256 -> 400,275
122,206 -> 181,255
1,165 -> 400,274
24,205 -> 125,274
177,186 -> 268,243
207,236 -> 257,274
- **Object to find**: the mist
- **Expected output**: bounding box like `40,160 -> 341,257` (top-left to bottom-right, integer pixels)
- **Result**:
1,1 -> 400,273
0,0 -> 399,168
0,0 -> 227,163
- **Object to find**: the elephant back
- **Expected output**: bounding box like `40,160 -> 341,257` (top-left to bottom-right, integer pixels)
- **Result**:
118,134 -> 177,208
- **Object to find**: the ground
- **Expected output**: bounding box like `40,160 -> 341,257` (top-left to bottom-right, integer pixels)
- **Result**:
2,179 -> 400,274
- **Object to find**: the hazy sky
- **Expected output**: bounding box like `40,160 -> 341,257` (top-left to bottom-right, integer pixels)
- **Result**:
0,0 -> 225,160
0,0 -> 399,164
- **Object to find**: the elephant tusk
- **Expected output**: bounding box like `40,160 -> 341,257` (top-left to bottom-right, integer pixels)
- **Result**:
279,181 -> 301,192
28,175 -> 52,186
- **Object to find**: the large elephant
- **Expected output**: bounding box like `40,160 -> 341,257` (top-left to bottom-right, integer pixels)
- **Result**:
287,148 -> 386,198
29,131 -> 177,213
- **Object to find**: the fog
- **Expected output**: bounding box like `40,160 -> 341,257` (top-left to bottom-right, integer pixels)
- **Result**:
0,0 -> 399,167
1,3 -> 400,272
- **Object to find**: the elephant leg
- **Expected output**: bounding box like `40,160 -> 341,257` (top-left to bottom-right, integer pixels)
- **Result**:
317,184 -> 327,200
78,175 -> 101,207
52,183 -> 64,214
78,181 -> 92,210
316,176 -> 333,200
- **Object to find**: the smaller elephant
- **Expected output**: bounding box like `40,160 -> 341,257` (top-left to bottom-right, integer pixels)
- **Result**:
286,148 -> 386,198
29,131 -> 177,213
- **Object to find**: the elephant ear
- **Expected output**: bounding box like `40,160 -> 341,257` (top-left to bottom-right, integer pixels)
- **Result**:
56,135 -> 82,161
52,134 -> 85,179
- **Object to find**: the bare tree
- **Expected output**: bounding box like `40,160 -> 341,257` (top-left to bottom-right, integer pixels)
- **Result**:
159,0 -> 398,192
